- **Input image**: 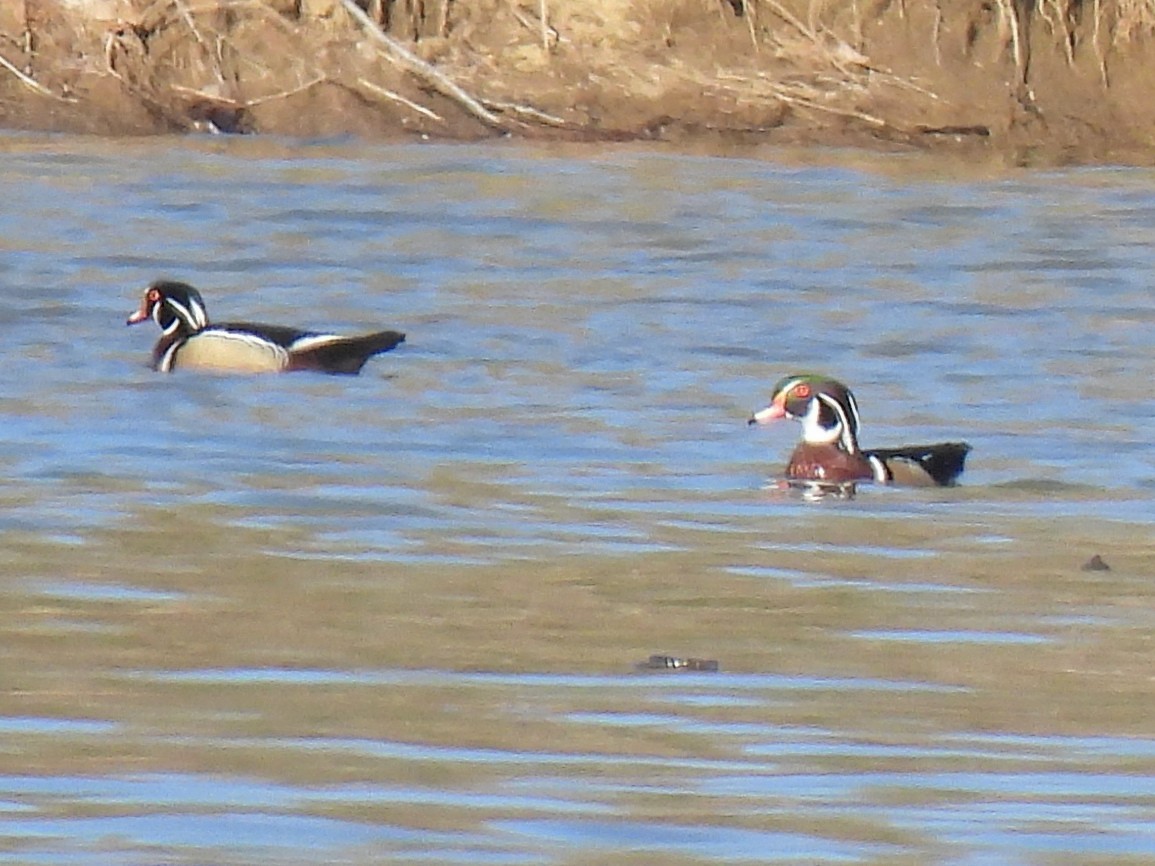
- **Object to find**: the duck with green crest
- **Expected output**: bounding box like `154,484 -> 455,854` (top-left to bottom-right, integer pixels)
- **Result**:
749,374 -> 970,486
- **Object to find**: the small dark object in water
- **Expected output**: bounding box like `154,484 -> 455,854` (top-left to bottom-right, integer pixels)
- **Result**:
1081,554 -> 1111,572
638,655 -> 719,672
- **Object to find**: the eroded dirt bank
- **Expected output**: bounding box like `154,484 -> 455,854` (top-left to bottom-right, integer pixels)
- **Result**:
3,0 -> 1155,165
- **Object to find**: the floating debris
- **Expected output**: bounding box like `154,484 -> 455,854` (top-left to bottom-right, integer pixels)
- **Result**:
637,655 -> 719,672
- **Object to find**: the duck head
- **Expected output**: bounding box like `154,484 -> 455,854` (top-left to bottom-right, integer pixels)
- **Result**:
127,280 -> 209,336
748,374 -> 863,453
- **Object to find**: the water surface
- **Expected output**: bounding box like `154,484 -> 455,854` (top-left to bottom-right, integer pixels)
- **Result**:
0,133 -> 1153,864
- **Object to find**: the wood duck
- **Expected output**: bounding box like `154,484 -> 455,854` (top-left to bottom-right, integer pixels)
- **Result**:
126,280 -> 405,375
749,374 -> 971,486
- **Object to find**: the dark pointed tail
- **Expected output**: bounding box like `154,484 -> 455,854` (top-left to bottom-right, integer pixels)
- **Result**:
869,442 -> 972,486
291,330 -> 406,375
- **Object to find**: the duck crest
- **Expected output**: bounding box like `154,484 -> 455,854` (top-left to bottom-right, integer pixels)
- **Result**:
159,286 -> 209,334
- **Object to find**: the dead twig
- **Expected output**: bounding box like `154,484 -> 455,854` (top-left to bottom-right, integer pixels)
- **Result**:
759,0 -> 821,45
170,74 -> 327,107
509,3 -> 563,46
743,0 -> 759,53
357,77 -> 444,121
764,81 -> 889,128
337,0 -> 507,131
994,0 -> 1025,86
538,0 -> 550,52
173,0 -> 210,53
1092,0 -> 1109,87
480,98 -> 569,127
104,25 -> 190,127
0,49 -> 74,101
172,0 -> 229,89
242,75 -> 326,106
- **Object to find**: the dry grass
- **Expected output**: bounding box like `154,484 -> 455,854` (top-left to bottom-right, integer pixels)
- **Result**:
7,0 -> 1155,143
1110,0 -> 1155,39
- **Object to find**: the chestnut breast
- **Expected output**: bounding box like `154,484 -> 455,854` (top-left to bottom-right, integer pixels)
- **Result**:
785,443 -> 875,483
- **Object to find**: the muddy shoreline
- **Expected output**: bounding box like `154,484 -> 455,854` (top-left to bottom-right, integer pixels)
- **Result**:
3,0 -> 1155,166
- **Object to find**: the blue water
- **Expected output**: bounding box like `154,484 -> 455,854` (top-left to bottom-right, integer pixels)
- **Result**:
0,133 -> 1153,864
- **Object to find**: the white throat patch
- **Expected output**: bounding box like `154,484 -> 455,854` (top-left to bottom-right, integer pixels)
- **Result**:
799,396 -> 841,445
799,391 -> 860,453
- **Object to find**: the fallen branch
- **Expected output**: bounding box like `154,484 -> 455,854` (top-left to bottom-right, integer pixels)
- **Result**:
0,50 -> 74,101
357,77 -> 444,121
337,0 -> 506,132
480,99 -> 569,127
171,75 -> 328,108
243,75 -> 328,107
764,81 -> 889,128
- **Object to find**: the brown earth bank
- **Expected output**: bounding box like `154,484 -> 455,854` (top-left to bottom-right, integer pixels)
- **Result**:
3,0 -> 1155,165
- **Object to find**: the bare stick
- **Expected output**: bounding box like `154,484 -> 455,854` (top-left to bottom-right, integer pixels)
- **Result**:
337,0 -> 506,130
171,75 -> 327,107
744,0 -> 759,53
759,0 -> 821,45
510,5 -> 563,45
932,1 -> 942,66
764,81 -> 889,128
994,0 -> 1024,85
0,49 -> 72,101
1092,0 -> 1108,87
437,0 -> 451,37
480,98 -> 569,126
539,0 -> 549,52
173,0 -> 210,50
358,77 -> 445,121
172,0 -> 228,86
243,75 -> 327,106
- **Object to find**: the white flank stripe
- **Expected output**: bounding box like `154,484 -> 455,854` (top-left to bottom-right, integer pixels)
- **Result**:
868,454 -> 889,483
288,333 -> 344,352
205,330 -> 291,359
158,342 -> 180,373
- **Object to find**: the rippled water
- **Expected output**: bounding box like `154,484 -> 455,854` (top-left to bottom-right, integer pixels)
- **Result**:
0,132 -> 1153,864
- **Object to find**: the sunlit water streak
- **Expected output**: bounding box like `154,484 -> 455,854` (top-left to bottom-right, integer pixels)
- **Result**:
0,133 -> 1153,864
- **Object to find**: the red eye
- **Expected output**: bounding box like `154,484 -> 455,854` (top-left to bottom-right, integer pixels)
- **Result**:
793,384 -> 811,398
